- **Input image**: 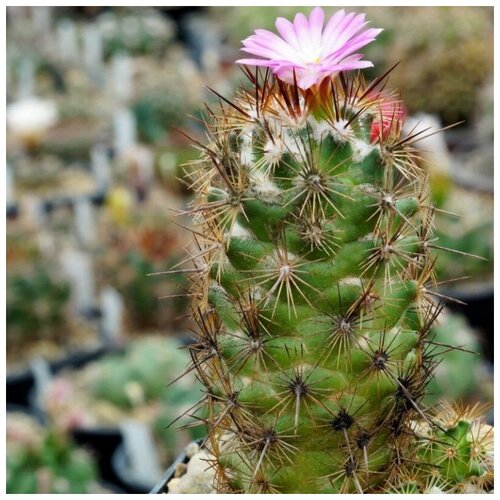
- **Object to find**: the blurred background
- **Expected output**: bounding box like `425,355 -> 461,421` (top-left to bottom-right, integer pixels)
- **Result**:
6,6 -> 493,494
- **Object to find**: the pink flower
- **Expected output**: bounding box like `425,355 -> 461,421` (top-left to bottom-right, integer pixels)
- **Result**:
236,7 -> 382,90
369,94 -> 407,143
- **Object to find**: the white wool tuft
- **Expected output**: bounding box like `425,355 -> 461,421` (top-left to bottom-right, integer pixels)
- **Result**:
351,138 -> 375,163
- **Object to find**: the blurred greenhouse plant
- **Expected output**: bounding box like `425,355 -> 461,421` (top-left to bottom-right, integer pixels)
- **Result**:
43,337 -> 204,467
7,263 -> 71,351
131,49 -> 204,145
363,7 -> 493,125
425,310 -> 486,406
6,223 -> 99,369
97,187 -> 190,332
7,412 -> 101,494
96,9 -> 176,59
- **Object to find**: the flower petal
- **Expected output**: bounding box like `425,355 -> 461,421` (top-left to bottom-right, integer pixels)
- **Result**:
293,12 -> 313,54
241,38 -> 295,61
323,12 -> 366,52
324,29 -> 383,63
236,58 -> 279,67
253,28 -> 297,57
308,7 -> 325,48
236,7 -> 381,86
275,17 -> 300,51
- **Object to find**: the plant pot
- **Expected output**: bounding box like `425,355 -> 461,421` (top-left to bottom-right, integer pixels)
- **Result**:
6,187 -> 108,221
150,438 -> 205,494
111,443 -> 157,494
6,203 -> 19,219
8,344 -> 121,411
6,370 -> 35,409
7,346 -> 103,408
6,403 -> 45,425
7,404 -> 126,493
71,427 -> 124,489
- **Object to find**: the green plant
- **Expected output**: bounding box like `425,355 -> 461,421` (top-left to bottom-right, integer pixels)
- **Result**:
7,263 -> 71,348
433,189 -> 493,283
133,87 -> 186,144
97,9 -> 175,59
368,7 -> 493,125
425,310 -> 481,406
132,54 -> 203,145
173,10 -> 493,493
7,424 -> 99,494
97,198 -> 190,331
89,337 -> 186,408
100,246 -> 187,331
46,337 -> 205,464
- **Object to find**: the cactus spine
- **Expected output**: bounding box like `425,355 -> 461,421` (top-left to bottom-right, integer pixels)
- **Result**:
177,23 -> 493,494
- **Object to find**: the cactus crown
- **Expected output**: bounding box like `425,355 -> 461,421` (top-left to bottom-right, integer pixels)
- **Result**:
174,8 -> 493,494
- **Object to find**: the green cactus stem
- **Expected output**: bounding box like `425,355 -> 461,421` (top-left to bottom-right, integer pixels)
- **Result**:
172,10 -> 493,494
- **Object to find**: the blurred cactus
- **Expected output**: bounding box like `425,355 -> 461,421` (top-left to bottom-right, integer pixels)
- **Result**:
132,51 -> 203,144
89,337 -> 188,408
7,224 -> 100,366
97,242 -> 186,331
98,192 -> 189,331
425,310 -> 482,406
44,337 -> 204,465
364,7 -> 493,125
7,263 -> 71,351
96,9 -> 175,59
7,413 -> 99,494
7,434 -> 98,493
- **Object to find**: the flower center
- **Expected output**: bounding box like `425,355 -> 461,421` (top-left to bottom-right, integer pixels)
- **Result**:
299,45 -> 323,66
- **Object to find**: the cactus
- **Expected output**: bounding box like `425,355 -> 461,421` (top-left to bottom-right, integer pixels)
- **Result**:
433,193 -> 493,284
97,9 -> 175,59
389,403 -> 493,494
425,310 -> 482,406
86,337 -> 207,459
7,262 -> 71,355
88,337 -> 189,409
98,193 -> 190,331
43,337 -> 205,466
132,52 -> 203,145
172,7 -> 493,493
7,413 -> 100,494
